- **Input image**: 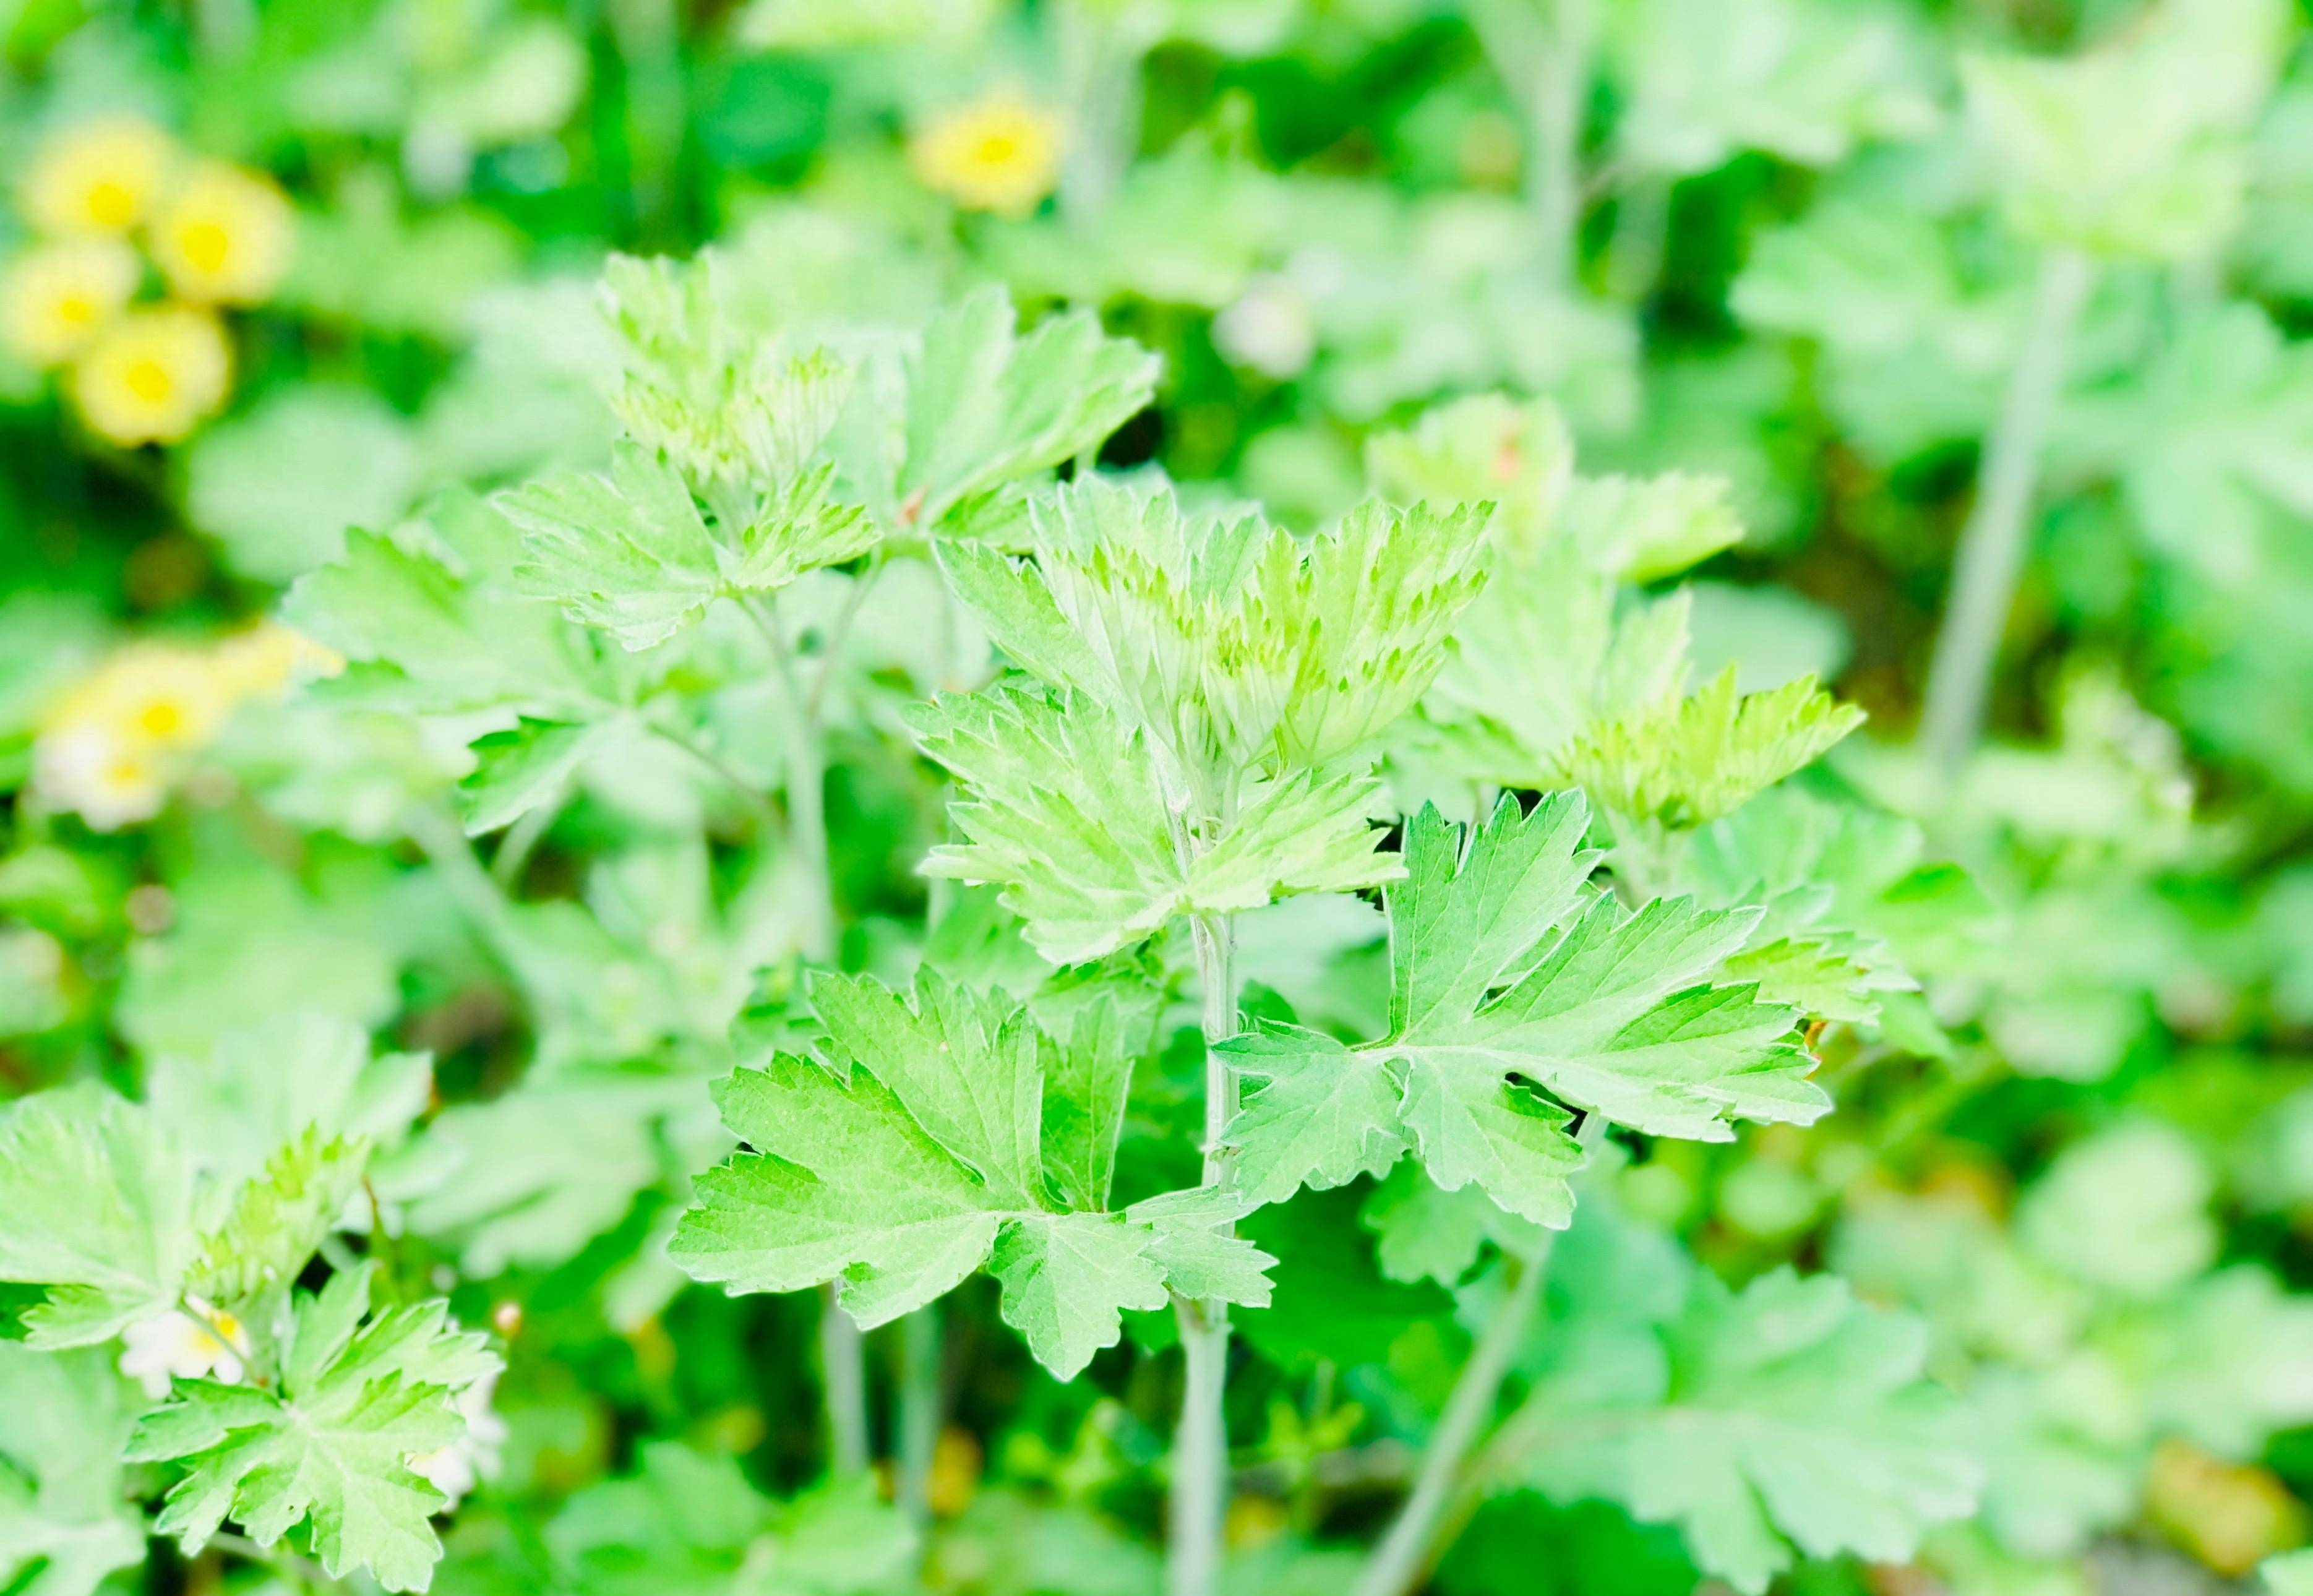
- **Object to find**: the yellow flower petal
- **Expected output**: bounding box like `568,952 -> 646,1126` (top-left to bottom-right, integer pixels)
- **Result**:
70,306 -> 232,447
20,115 -> 176,237
909,92 -> 1065,218
0,238 -> 142,368
149,161 -> 296,306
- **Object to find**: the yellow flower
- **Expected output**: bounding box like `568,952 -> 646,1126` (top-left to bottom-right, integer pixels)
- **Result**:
70,305 -> 231,446
49,640 -> 236,750
20,115 -> 175,236
148,161 -> 296,305
909,92 -> 1065,217
0,238 -> 142,367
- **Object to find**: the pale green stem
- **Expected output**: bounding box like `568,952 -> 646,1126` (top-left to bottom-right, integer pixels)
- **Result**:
759,619 -> 862,1477
489,798 -> 559,889
744,595 -> 839,965
606,0 -> 685,235
1919,246 -> 2096,774
742,594 -> 864,1472
1529,0 -> 1593,288
896,1298 -> 943,1533
1058,1 -> 1143,224
403,805 -> 523,969
1167,909 -> 1239,1596
805,561 -> 884,725
1472,0 -> 1594,285
1606,176 -> 1670,303
1350,1242 -> 1552,1596
820,1289 -> 871,1477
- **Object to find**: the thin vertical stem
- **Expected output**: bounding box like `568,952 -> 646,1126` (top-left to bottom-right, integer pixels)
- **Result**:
1606,176 -> 1671,304
1529,0 -> 1593,288
403,805 -> 523,971
1058,1 -> 1143,224
1920,246 -> 2096,774
1168,911 -> 1239,1596
1351,1246 -> 1551,1596
745,595 -> 865,1472
490,797 -> 559,890
746,595 -> 839,965
819,1289 -> 871,1477
896,1299 -> 943,1533
606,0 -> 685,243
1193,914 -> 1240,1177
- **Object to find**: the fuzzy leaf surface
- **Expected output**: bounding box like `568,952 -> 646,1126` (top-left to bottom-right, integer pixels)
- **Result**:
908,687 -> 1399,963
1556,667 -> 1866,830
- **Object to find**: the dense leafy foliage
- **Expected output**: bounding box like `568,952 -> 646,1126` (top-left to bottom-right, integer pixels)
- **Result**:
3,4 -> 2311,1596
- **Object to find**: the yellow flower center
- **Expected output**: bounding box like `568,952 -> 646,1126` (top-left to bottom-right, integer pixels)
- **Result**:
87,180 -> 137,229
106,755 -> 147,787
56,294 -> 97,327
139,700 -> 184,737
975,134 -> 1020,167
125,359 -> 173,405
181,221 -> 231,273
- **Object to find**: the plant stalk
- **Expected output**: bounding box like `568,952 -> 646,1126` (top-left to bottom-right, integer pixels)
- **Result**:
1471,0 -> 1593,286
1058,1 -> 1143,224
1918,246 -> 2095,774
747,596 -> 866,1473
1350,1245 -> 1551,1596
1167,910 -> 1239,1596
747,594 -> 841,967
403,805 -> 523,970
1529,0 -> 1593,288
820,1287 -> 871,1477
896,1299 -> 943,1532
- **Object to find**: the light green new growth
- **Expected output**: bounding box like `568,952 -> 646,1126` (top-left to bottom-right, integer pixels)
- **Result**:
0,1024 -> 491,1592
670,972 -> 1272,1378
126,1264 -> 500,1594
502,440 -> 873,651
918,479 -> 1490,968
1221,792 -> 1823,1226
1364,395 -> 1737,791
1365,392 -> 1740,581
188,1127 -> 369,1305
938,479 -> 1490,784
869,286 -> 1161,536
599,252 -> 853,496
908,687 -> 1400,962
1555,667 -> 1866,831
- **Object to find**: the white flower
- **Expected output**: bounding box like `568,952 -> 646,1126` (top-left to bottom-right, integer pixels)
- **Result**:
1213,275 -> 1318,380
119,1300 -> 247,1399
33,722 -> 168,831
407,1371 -> 507,1505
